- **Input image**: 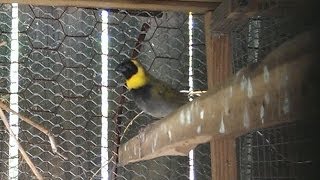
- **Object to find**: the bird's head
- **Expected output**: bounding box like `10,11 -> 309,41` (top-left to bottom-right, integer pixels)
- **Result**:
115,59 -> 149,90
115,60 -> 138,79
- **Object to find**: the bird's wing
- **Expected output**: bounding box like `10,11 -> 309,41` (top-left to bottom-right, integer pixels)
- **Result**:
149,75 -> 188,106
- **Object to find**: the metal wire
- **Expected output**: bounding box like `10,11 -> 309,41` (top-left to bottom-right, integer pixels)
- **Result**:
231,2 -> 317,179
237,123 -> 314,180
0,4 -> 209,180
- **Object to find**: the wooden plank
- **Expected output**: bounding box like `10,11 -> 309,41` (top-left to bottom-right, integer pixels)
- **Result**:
227,0 -> 258,19
211,137 -> 237,180
205,11 -> 236,180
181,0 -> 222,2
204,11 -> 214,88
211,0 -> 258,32
118,30 -> 320,166
206,34 -> 232,87
1,0 -> 220,13
174,0 -> 223,2
205,11 -> 232,88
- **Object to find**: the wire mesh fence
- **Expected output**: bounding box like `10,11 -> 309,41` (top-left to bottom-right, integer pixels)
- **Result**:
230,1 -> 318,179
231,15 -> 298,73
237,122 -> 315,180
0,3 -> 209,180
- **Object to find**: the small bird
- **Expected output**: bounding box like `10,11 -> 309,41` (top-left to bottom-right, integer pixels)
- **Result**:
115,59 -> 188,118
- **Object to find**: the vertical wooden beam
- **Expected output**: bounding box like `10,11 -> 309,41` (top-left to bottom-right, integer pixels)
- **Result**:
205,11 -> 214,88
205,11 -> 237,180
209,34 -> 232,85
205,13 -> 232,87
211,137 -> 238,180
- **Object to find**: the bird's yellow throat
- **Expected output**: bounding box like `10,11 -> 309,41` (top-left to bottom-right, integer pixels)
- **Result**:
126,60 -> 149,90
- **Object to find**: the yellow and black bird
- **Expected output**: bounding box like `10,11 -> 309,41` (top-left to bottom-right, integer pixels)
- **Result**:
115,59 -> 188,118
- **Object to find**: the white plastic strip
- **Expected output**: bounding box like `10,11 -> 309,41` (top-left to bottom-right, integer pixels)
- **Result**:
9,3 -> 19,180
101,10 -> 109,180
188,12 -> 195,180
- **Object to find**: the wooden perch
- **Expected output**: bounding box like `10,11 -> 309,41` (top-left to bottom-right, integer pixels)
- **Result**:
1,0 -> 220,13
118,30 -> 320,165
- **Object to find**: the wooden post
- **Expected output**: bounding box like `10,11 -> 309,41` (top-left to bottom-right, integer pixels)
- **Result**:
205,11 -> 237,180
206,33 -> 232,86
210,137 -> 237,180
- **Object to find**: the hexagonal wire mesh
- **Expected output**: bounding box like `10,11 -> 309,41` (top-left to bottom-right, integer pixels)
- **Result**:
0,4 -> 210,180
229,1 -> 317,179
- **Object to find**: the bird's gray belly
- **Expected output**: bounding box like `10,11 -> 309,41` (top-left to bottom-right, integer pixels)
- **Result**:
131,88 -> 179,118
135,96 -> 178,118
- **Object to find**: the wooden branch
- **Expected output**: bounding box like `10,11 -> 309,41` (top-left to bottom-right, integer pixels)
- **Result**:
111,21 -> 152,179
1,0 -> 220,13
118,30 -> 320,165
132,23 -> 151,59
0,108 -> 44,180
0,102 -> 67,160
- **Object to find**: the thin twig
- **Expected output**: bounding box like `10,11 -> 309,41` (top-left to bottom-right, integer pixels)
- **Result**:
180,90 -> 207,96
0,101 -> 68,160
120,111 -> 144,141
189,90 -> 207,95
0,108 -> 44,180
111,22 -> 151,179
89,156 -> 114,180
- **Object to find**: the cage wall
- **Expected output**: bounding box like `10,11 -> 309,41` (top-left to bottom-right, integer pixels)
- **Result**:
226,1 -> 319,179
0,4 -> 210,180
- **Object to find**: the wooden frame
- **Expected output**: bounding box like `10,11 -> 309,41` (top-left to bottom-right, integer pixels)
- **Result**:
1,0 -> 220,13
205,10 -> 236,179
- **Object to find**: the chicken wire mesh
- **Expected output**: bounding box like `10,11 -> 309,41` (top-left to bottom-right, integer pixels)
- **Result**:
0,3 -> 210,180
237,122 -> 316,180
230,1 -> 318,179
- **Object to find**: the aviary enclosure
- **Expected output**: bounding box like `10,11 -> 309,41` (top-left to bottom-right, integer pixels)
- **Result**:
0,0 -> 318,180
